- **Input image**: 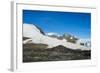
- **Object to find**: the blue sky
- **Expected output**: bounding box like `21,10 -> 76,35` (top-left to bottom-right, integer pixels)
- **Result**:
23,10 -> 91,39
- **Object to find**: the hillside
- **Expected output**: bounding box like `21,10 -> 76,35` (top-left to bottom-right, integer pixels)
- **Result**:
23,43 -> 91,62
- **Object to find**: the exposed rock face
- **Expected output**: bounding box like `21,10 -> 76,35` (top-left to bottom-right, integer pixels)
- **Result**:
23,37 -> 31,40
34,24 -> 45,35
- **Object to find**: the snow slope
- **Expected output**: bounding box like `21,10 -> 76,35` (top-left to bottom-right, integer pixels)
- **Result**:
46,32 -> 61,37
23,23 -> 90,50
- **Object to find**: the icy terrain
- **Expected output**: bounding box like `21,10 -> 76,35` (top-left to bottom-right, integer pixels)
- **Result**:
23,23 -> 90,50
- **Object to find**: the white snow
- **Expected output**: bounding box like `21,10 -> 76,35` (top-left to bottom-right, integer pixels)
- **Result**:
23,23 -> 90,50
23,39 -> 32,44
76,38 -> 91,48
46,32 -> 60,37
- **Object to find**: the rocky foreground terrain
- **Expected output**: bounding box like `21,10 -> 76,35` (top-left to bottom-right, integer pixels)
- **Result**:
23,43 -> 91,62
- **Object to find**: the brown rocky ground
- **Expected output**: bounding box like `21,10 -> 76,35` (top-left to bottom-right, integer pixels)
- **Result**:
23,43 -> 91,62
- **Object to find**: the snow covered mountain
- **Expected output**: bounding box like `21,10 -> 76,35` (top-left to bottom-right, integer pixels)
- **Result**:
23,23 -> 90,50
77,39 -> 91,48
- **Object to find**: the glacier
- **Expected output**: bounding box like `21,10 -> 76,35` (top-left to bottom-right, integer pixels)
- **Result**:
23,23 -> 90,50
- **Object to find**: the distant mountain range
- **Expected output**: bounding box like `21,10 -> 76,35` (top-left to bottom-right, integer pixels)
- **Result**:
46,33 -> 91,47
